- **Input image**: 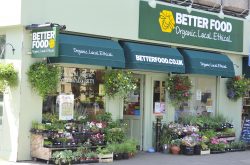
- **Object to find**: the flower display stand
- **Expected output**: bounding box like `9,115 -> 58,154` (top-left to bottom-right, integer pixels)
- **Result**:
98,153 -> 113,163
200,149 -> 210,155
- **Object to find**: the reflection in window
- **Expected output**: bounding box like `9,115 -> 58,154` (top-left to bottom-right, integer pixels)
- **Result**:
42,67 -> 105,120
0,35 -> 6,59
175,76 -> 216,121
153,80 -> 165,115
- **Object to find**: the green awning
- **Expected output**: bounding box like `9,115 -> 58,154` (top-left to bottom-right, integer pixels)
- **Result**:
242,57 -> 250,78
180,49 -> 235,78
121,42 -> 185,73
49,34 -> 125,68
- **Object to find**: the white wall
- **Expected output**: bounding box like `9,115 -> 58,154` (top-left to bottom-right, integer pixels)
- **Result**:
0,27 -> 23,161
0,0 -> 21,27
0,26 -> 43,161
217,54 -> 243,139
17,29 -> 43,160
20,0 -> 249,56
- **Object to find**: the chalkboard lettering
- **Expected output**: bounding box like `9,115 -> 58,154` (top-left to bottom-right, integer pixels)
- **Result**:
241,118 -> 250,143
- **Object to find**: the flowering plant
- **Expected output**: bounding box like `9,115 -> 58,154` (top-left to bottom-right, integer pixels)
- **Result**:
86,121 -> 106,132
104,70 -> 137,98
208,137 -> 228,151
166,75 -> 192,107
226,75 -> 249,101
90,133 -> 105,145
181,134 -> 198,147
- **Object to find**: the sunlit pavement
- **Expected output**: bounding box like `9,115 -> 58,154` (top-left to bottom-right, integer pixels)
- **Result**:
1,151 -> 250,165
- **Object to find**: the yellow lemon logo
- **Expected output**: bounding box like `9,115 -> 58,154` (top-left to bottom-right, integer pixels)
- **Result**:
49,39 -> 55,48
159,10 -> 175,33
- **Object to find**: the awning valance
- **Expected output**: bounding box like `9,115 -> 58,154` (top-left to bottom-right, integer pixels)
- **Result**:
180,49 -> 235,78
49,34 -> 125,68
121,42 -> 185,73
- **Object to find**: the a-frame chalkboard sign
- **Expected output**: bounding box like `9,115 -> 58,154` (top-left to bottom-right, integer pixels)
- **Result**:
241,117 -> 250,144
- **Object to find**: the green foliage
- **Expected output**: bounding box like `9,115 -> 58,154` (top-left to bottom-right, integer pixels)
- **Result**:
170,139 -> 181,147
52,150 -> 74,165
226,75 -> 250,101
199,130 -> 217,139
96,112 -> 112,123
85,151 -> 98,159
96,146 -> 112,155
166,75 -> 192,107
105,127 -> 125,143
0,63 -> 18,92
27,62 -> 60,98
103,70 -> 137,98
229,141 -> 246,149
42,113 -> 59,123
160,124 -> 173,145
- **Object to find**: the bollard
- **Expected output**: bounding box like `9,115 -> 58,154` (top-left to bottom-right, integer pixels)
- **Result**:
155,116 -> 162,152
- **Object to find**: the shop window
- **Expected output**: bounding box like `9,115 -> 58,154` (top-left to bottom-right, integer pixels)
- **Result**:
0,35 -> 6,59
175,76 -> 216,121
42,67 -> 105,120
0,92 -> 3,125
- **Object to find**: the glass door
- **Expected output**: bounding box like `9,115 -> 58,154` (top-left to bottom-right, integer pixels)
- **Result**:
123,74 -> 144,150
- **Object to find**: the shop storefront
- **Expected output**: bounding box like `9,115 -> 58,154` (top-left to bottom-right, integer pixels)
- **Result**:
0,0 -> 249,161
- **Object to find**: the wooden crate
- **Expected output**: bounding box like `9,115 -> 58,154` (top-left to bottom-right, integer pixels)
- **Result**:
201,149 -> 210,155
98,153 -> 113,163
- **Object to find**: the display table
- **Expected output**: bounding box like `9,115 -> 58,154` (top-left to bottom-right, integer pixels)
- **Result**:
30,134 -> 76,163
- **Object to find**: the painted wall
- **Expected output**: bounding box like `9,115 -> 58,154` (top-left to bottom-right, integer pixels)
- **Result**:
217,54 -> 243,139
0,27 -> 23,161
20,0 -> 249,56
0,0 -> 21,27
0,27 -> 43,161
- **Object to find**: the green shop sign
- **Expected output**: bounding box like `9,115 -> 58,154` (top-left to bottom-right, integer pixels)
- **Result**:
139,1 -> 243,52
31,27 -> 59,58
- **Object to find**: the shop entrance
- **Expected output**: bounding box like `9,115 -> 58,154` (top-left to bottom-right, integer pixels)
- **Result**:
123,75 -> 144,150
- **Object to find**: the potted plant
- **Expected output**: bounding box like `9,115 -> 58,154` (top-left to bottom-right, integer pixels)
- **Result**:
43,140 -> 53,148
96,146 -> 113,163
52,150 -> 74,165
198,136 -> 210,155
103,69 -> 137,98
0,63 -> 18,92
181,134 -> 197,155
170,139 -> 181,155
166,75 -> 192,107
84,151 -> 98,163
27,62 -> 60,98
226,75 -> 249,101
209,137 -> 227,154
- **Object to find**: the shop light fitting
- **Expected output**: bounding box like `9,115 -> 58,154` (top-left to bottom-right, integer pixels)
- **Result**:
0,43 -> 15,58
218,5 -> 224,19
245,13 -> 250,20
148,0 -> 156,8
186,0 -> 193,13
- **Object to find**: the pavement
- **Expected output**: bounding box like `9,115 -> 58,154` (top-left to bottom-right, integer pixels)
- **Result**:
1,151 -> 250,165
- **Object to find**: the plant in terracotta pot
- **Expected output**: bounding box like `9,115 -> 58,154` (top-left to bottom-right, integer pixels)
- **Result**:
170,139 -> 181,154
